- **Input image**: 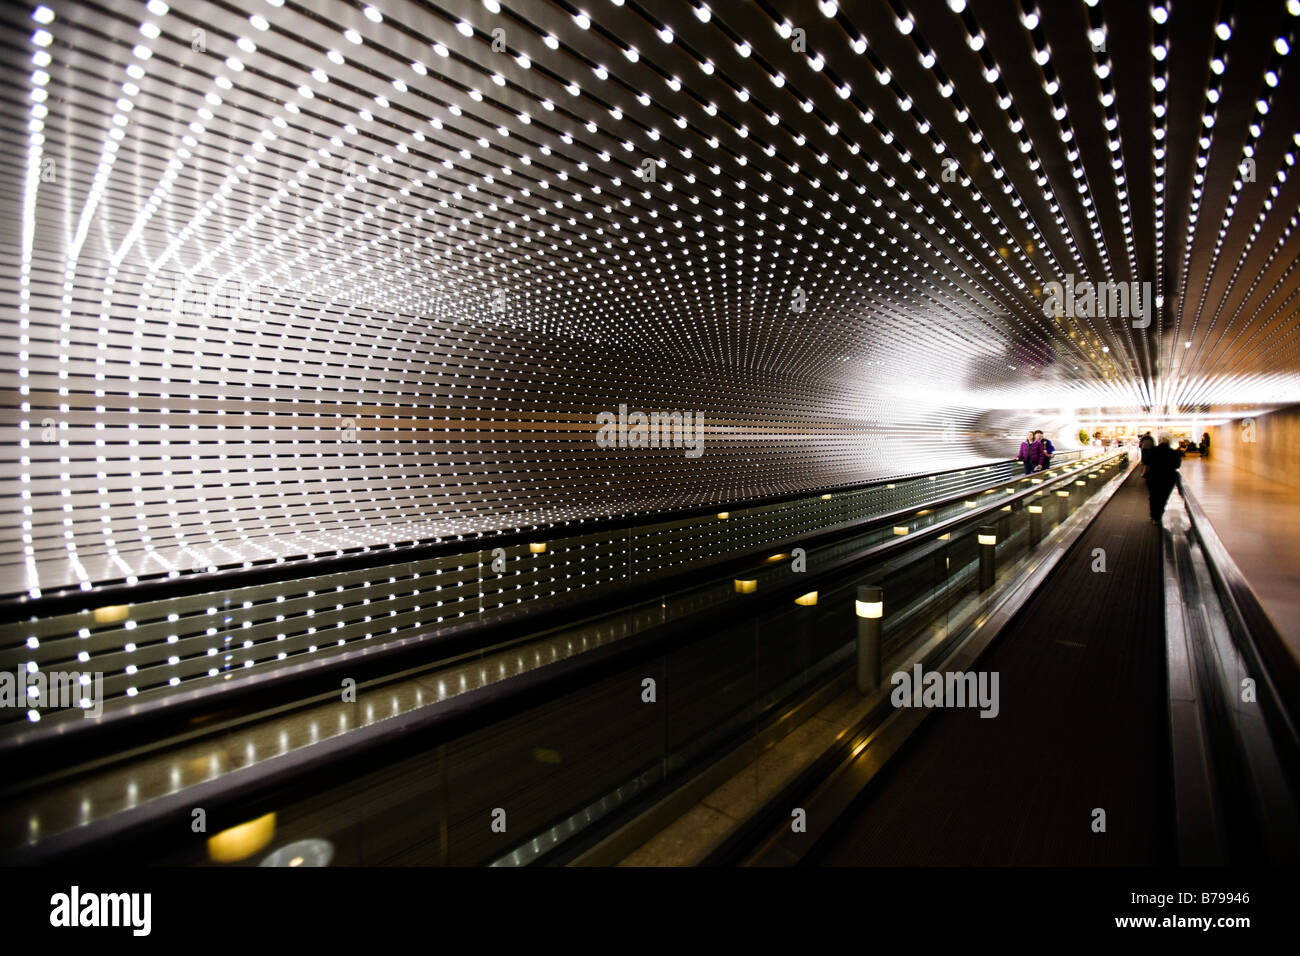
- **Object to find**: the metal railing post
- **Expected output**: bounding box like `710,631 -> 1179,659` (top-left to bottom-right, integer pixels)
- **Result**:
855,585 -> 883,694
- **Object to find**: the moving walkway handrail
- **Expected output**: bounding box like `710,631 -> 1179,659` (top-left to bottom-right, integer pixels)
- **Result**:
1175,474 -> 1300,784
0,453 -> 1084,619
0,453 -> 1120,863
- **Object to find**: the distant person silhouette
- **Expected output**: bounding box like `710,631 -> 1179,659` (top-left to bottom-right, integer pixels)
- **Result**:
1142,433 -> 1182,525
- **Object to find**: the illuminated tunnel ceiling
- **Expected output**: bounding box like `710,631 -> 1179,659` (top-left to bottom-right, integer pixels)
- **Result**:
2,0 -> 1299,596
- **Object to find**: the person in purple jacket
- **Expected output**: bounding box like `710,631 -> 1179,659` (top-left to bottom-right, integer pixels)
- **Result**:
1016,431 -> 1036,474
1030,435 -> 1047,472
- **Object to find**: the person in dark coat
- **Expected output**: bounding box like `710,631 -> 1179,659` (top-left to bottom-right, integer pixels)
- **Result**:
1035,430 -> 1054,468
1143,433 -> 1182,524
1139,432 -> 1155,465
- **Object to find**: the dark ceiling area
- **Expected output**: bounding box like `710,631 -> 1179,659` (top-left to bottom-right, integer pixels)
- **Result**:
1,0 -> 1298,596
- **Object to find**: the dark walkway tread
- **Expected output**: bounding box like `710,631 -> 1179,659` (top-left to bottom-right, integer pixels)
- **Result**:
814,471 -> 1174,865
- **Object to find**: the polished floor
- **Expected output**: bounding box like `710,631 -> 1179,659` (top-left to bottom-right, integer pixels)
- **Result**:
1178,457 -> 1300,666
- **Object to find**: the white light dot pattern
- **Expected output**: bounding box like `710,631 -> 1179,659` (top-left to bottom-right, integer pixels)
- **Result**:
4,0 -> 1299,607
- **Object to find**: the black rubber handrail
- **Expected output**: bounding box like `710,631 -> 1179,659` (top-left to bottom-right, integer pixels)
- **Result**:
1176,475 -> 1300,790
0,454 -> 1072,620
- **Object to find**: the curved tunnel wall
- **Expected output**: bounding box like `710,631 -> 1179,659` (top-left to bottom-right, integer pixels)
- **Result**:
6,283 -> 1028,597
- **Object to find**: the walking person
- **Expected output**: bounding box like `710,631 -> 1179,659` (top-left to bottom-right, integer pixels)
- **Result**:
1142,433 -> 1182,525
1138,432 -> 1155,464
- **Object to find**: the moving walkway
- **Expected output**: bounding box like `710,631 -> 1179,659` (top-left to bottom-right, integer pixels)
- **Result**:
1,450 -> 1140,864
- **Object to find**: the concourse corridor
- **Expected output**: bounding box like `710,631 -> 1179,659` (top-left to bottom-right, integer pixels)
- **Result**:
1,0 -> 1298,940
